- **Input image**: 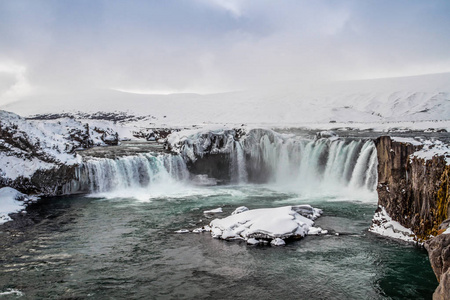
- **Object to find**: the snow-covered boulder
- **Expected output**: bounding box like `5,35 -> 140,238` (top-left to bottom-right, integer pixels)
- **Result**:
209,205 -> 324,245
369,206 -> 416,243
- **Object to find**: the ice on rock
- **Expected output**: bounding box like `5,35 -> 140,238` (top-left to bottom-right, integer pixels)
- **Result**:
203,207 -> 223,214
209,205 -> 323,245
369,206 -> 416,243
246,238 -> 260,245
270,238 -> 286,246
192,226 -> 212,233
231,206 -> 249,215
308,227 -> 326,235
291,205 -> 323,220
175,229 -> 190,234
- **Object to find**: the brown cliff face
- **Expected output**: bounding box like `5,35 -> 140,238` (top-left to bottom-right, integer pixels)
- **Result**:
375,136 -> 450,300
375,136 -> 450,240
425,234 -> 450,300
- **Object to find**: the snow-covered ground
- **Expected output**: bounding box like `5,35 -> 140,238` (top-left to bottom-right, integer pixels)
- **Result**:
369,206 -> 417,244
0,111 -> 141,182
0,187 -> 38,224
0,111 -> 82,180
391,136 -> 450,165
1,73 -> 449,128
412,139 -> 450,165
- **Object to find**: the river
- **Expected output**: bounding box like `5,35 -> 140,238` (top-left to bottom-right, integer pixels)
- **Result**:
0,184 -> 437,299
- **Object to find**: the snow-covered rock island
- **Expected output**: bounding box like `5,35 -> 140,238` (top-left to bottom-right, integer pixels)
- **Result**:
206,205 -> 325,246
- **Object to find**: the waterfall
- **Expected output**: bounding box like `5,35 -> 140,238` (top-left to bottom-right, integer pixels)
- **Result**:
78,128 -> 378,197
230,141 -> 248,184
80,153 -> 189,193
233,129 -> 378,193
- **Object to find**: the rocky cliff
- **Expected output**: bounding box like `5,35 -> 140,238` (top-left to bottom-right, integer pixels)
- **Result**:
425,232 -> 450,300
375,136 -> 450,299
375,136 -> 450,239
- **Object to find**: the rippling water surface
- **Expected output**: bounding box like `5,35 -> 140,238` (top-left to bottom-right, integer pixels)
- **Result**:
0,185 -> 437,299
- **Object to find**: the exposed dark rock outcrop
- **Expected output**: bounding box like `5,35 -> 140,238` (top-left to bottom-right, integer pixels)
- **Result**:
0,164 -> 81,196
168,128 -> 246,183
27,111 -> 155,124
187,153 -> 231,182
425,232 -> 450,300
375,136 -> 450,239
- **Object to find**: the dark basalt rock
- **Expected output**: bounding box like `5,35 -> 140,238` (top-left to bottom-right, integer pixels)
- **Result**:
375,136 -> 450,240
375,136 -> 450,299
0,164 -> 81,196
425,233 -> 450,300
187,153 -> 231,183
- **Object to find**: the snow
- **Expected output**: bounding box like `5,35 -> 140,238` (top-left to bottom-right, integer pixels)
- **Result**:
209,205 -> 324,245
390,136 -> 450,165
0,154 -> 55,180
246,238 -> 260,245
412,139 -> 450,165
203,207 -> 223,214
0,187 -> 38,224
270,238 -> 286,246
369,206 -> 417,243
391,137 -> 423,146
0,289 -> 24,297
1,73 -> 449,128
231,206 -> 249,215
0,111 -> 85,180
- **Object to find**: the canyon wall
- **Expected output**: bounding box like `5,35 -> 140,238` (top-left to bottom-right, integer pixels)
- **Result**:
375,136 -> 450,299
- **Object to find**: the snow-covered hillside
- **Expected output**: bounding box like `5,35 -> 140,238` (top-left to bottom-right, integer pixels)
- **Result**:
0,111 -> 121,180
1,73 -> 449,126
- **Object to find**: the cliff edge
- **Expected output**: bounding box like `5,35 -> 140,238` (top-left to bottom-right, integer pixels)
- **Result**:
373,136 -> 450,299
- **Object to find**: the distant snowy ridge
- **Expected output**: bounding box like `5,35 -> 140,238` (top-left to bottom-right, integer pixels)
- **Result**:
2,73 -> 449,126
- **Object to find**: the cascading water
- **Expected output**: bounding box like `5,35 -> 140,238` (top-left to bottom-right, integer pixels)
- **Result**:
238,129 -> 378,196
79,153 -> 189,193
230,141 -> 248,184
78,128 -> 378,199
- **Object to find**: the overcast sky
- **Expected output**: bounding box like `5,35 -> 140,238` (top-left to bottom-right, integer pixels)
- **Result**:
1,0 -> 450,105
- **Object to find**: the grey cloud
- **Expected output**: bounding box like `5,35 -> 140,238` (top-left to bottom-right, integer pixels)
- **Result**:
0,0 -> 449,105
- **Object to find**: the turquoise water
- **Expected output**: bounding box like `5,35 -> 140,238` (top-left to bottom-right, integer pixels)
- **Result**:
0,185 -> 437,299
